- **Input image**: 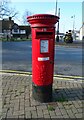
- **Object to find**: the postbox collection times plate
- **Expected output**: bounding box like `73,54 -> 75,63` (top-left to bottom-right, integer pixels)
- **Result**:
40,40 -> 49,53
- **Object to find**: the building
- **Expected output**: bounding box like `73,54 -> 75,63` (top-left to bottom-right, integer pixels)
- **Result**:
1,17 -> 14,38
55,32 -> 65,41
80,24 -> 84,40
82,1 -> 84,40
12,24 -> 31,38
80,1 -> 84,40
79,1 -> 84,40
0,17 -> 31,38
0,20 -> 2,33
82,23 -> 84,39
75,30 -> 80,40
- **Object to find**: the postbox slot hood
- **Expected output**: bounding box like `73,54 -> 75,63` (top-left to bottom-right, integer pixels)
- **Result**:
37,32 -> 53,35
36,31 -> 53,38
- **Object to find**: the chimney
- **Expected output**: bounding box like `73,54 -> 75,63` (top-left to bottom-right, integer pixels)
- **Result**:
9,17 -> 12,21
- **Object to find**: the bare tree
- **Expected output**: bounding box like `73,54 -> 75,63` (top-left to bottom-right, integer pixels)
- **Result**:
0,0 -> 18,19
22,10 -> 33,25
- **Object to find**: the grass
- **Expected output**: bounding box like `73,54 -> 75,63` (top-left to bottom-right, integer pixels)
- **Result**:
0,38 -> 7,42
55,97 -> 68,102
0,37 -> 31,42
47,105 -> 55,111
47,96 -> 68,111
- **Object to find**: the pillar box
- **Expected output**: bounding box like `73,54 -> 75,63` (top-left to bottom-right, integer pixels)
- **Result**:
27,14 -> 59,102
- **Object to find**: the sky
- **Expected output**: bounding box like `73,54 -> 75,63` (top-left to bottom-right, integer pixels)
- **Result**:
10,0 -> 83,33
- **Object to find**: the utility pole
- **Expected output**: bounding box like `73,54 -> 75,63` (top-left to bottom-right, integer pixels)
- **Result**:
56,8 -> 60,42
55,0 -> 58,16
71,15 -> 75,40
73,15 -> 75,34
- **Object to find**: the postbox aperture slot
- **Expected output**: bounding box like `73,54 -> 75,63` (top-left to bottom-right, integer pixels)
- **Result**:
40,40 -> 49,53
36,32 -> 53,38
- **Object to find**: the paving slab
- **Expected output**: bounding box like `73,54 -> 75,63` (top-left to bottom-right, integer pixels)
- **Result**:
0,73 -> 83,119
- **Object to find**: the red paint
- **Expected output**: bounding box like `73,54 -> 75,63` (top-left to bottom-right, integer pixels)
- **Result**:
27,14 -> 59,86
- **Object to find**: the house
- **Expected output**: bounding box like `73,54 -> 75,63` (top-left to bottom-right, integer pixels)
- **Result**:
75,30 -> 80,40
80,1 -> 84,40
0,20 -> 2,33
0,17 -> 31,39
80,24 -> 84,40
82,23 -> 84,39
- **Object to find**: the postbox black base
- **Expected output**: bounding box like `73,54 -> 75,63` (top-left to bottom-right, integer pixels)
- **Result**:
32,82 -> 52,103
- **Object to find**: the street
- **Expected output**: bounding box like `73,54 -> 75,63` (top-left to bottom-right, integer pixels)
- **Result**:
2,41 -> 82,76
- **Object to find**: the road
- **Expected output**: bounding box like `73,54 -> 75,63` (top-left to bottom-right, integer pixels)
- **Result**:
2,41 -> 82,76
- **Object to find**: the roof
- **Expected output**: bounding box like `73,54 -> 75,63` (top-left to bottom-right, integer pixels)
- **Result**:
2,19 -> 14,30
19,25 -> 30,30
0,17 -> 31,32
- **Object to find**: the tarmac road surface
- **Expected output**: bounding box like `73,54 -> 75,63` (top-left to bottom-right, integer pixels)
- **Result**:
2,41 -> 82,76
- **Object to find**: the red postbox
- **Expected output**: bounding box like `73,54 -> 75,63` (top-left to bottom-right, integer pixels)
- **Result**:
27,14 -> 59,102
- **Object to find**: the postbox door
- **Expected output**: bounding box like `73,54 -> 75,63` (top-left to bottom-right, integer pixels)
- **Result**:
32,38 -> 55,86
32,28 -> 55,86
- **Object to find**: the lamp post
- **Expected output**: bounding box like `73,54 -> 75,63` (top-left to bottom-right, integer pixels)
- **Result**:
55,0 -> 58,15
56,8 -> 60,42
55,0 -> 60,42
71,15 -> 75,40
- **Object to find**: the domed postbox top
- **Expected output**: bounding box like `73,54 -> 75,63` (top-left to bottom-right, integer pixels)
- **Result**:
27,14 -> 59,27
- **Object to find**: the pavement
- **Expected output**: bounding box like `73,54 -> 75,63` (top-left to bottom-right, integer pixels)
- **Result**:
55,40 -> 82,48
0,70 -> 84,119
